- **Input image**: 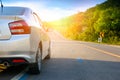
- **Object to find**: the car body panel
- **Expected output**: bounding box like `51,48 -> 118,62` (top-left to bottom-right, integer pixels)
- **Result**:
0,17 -> 13,40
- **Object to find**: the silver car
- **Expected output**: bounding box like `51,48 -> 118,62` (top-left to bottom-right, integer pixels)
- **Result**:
0,6 -> 51,74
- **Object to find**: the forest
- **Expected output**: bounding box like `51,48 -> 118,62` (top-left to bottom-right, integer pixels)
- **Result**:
44,0 -> 120,45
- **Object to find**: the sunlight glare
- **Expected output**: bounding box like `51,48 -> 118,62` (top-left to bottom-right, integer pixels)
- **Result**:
4,2 -> 79,21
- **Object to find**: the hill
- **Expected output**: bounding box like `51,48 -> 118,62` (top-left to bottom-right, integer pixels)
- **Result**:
44,0 -> 120,45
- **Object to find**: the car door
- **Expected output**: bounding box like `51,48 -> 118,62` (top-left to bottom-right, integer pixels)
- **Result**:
33,13 -> 50,59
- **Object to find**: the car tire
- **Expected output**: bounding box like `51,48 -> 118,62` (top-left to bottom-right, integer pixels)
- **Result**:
28,46 -> 42,74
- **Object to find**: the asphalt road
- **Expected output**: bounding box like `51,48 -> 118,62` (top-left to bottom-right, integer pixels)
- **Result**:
0,31 -> 120,80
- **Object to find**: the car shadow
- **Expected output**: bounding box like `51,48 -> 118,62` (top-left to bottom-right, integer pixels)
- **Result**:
26,58 -> 120,80
0,65 -> 27,80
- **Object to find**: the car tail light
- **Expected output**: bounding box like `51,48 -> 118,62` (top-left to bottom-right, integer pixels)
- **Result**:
9,20 -> 30,35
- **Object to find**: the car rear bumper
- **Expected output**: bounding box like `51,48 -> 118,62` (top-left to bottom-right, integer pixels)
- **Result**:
0,35 -> 36,65
0,57 -> 29,66
0,35 -> 30,51
0,51 -> 36,63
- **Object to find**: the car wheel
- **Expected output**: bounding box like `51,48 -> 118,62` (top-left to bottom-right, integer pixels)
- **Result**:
28,47 -> 42,74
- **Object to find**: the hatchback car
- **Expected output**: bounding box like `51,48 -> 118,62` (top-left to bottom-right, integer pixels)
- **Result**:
0,6 -> 51,74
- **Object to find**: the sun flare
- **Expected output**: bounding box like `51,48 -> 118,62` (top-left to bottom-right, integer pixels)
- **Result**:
4,2 -> 77,21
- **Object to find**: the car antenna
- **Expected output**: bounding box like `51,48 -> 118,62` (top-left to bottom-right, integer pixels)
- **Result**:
0,0 -> 3,13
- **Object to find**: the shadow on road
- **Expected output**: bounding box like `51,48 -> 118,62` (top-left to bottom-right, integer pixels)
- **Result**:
0,65 -> 27,80
27,58 -> 120,80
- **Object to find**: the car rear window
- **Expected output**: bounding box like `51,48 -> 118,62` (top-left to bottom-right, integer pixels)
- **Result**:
0,7 -> 25,15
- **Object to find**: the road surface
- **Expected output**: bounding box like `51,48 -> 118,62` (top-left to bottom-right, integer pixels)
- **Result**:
0,31 -> 120,80
26,31 -> 120,80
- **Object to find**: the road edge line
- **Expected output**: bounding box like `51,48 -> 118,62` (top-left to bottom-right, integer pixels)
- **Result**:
83,44 -> 120,58
11,68 -> 27,80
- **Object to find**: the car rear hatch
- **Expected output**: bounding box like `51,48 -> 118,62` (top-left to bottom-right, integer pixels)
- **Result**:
0,16 -> 31,40
0,7 -> 31,40
0,7 -> 30,40
0,16 -> 13,40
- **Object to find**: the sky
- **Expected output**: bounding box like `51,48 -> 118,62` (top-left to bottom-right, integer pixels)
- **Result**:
2,0 -> 106,21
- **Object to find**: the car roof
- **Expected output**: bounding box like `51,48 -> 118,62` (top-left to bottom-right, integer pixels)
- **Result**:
0,6 -> 32,15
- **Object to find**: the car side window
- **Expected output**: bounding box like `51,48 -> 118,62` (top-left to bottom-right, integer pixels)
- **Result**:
33,12 -> 42,28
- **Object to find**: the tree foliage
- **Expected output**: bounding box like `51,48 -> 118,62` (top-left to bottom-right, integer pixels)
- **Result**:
44,0 -> 120,44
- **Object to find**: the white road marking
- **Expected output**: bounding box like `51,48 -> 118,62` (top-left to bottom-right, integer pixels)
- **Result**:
11,68 -> 27,80
83,44 -> 120,58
